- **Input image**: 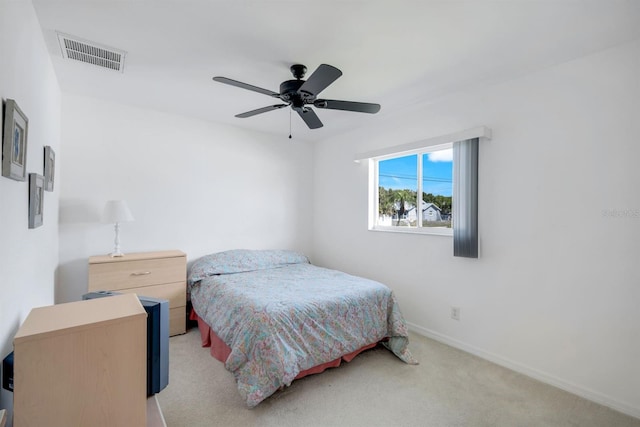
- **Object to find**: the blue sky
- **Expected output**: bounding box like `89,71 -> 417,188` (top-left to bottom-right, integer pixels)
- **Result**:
379,149 -> 453,196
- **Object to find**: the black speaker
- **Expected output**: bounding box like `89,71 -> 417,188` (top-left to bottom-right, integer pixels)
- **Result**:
2,351 -> 13,392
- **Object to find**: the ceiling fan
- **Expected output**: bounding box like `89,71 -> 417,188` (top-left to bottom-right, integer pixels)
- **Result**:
212,64 -> 381,130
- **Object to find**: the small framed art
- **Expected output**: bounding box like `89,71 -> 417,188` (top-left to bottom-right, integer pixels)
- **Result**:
28,173 -> 44,229
2,99 -> 29,181
44,146 -> 55,191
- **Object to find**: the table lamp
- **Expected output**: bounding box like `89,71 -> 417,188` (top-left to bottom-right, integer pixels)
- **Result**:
102,200 -> 134,257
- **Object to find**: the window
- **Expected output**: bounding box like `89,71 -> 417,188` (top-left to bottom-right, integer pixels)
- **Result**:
374,144 -> 453,235
359,127 -> 489,257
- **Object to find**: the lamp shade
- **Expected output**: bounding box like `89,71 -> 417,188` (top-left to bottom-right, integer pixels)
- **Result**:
102,200 -> 134,223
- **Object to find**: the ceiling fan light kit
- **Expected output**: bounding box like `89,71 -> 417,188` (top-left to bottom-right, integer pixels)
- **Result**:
212,63 -> 381,131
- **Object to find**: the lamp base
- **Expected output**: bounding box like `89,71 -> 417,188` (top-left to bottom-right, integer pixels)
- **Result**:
110,222 -> 125,257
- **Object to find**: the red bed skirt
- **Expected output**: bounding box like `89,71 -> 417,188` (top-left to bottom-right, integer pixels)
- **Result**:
190,309 -> 377,380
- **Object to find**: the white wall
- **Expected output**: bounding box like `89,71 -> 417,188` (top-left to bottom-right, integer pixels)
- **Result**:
57,94 -> 314,303
0,1 -> 61,422
311,40 -> 640,417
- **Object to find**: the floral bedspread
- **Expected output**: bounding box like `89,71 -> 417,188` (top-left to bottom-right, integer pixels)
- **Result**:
188,250 -> 417,407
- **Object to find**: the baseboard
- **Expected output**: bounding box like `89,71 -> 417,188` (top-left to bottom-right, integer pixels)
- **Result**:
406,322 -> 640,420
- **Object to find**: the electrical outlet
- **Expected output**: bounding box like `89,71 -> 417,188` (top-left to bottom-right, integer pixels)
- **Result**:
451,306 -> 460,321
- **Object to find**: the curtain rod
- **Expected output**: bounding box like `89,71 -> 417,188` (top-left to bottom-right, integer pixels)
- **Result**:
354,126 -> 491,162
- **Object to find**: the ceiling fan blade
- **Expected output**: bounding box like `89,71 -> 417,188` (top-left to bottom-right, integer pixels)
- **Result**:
314,99 -> 381,114
297,64 -> 342,97
213,76 -> 280,98
235,104 -> 288,118
294,107 -> 323,129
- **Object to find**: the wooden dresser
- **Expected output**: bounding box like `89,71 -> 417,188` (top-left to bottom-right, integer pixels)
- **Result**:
88,249 -> 187,336
13,294 -> 147,427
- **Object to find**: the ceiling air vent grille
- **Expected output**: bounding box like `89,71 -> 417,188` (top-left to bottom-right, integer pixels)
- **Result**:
57,32 -> 126,72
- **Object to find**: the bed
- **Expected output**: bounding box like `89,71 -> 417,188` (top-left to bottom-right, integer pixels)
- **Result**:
187,249 -> 417,407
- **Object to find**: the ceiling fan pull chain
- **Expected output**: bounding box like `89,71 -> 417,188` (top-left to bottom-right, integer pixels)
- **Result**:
289,108 -> 292,139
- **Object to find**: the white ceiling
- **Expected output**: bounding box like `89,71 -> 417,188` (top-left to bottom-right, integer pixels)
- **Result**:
32,1 -> 640,143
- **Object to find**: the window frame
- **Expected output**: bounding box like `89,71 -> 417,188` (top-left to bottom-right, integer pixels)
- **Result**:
369,142 -> 454,236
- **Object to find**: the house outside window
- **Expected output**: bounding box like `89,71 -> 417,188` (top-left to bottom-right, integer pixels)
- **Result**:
373,144 -> 453,235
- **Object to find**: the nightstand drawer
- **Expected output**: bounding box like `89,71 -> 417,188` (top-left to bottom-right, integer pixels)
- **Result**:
118,282 -> 186,308
89,257 -> 185,291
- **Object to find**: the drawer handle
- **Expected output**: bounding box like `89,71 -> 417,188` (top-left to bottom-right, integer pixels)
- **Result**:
131,271 -> 151,276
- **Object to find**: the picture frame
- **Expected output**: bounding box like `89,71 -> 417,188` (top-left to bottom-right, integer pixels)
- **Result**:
44,146 -> 55,191
2,99 -> 29,181
28,173 -> 44,229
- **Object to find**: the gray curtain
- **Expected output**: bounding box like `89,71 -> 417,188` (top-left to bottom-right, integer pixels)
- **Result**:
453,138 -> 479,258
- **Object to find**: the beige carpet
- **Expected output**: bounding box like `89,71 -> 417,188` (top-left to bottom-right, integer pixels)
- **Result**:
157,329 -> 640,427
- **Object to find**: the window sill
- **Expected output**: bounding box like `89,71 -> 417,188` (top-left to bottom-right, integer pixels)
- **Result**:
369,226 -> 453,237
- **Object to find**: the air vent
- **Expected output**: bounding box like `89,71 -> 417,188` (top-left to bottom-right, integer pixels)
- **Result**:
57,32 -> 126,73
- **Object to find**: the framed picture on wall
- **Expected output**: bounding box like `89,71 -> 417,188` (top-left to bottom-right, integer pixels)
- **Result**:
29,173 -> 44,229
44,146 -> 55,191
2,99 -> 29,181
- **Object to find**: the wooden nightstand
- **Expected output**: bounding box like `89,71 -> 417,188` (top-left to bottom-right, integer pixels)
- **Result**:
14,294 -> 147,426
88,250 -> 187,336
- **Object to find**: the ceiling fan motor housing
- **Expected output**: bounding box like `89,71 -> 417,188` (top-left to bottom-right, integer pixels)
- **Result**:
280,79 -> 314,107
